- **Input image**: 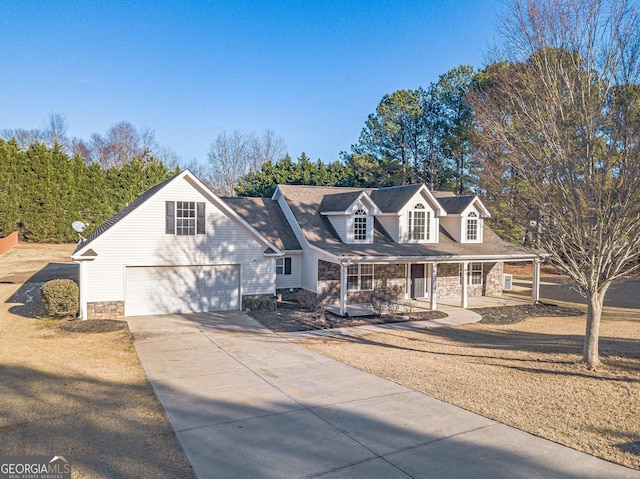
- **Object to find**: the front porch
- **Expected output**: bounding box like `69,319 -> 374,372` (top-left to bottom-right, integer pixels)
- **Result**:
318,258 -> 542,317
325,294 -> 531,317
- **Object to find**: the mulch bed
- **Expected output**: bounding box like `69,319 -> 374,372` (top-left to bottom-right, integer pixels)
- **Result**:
472,302 -> 583,325
58,319 -> 128,333
250,302 -> 447,333
251,301 -> 585,332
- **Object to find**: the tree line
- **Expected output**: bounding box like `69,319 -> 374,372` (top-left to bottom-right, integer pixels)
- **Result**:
0,139 -> 177,242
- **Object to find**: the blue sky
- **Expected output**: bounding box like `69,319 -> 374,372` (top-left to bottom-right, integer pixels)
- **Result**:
0,0 -> 504,165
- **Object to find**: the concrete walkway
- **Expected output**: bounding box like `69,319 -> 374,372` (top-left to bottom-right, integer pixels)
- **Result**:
128,311 -> 640,479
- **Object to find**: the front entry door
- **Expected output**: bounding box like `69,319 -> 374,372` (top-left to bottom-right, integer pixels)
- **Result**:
411,264 -> 425,299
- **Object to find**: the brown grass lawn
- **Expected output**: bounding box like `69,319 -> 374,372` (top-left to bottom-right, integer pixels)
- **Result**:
0,243 -> 194,478
298,304 -> 640,470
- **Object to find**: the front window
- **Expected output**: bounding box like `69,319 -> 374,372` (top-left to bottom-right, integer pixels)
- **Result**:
347,264 -> 374,291
409,203 -> 430,240
353,209 -> 367,241
276,257 -> 291,275
176,201 -> 196,235
460,262 -> 483,285
466,212 -> 478,241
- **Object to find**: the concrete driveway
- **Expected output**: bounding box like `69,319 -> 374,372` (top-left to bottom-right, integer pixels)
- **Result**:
128,311 -> 640,479
513,277 -> 640,309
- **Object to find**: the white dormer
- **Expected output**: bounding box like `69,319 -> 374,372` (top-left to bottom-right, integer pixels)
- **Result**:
438,196 -> 490,243
374,184 -> 445,244
320,191 -> 380,244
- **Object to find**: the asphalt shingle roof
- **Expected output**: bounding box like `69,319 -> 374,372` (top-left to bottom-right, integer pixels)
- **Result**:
369,184 -> 423,213
437,195 -> 477,215
319,191 -> 365,212
276,184 -> 536,259
222,197 -> 301,251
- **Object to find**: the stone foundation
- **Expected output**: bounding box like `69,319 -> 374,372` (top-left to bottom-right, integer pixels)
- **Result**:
87,301 -> 124,320
276,288 -> 303,302
242,294 -> 275,310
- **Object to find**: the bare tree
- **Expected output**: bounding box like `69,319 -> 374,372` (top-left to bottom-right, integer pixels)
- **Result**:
74,121 -> 178,169
471,0 -> 640,368
246,128 -> 287,172
1,112 -> 69,150
43,112 -> 69,149
204,129 -> 287,196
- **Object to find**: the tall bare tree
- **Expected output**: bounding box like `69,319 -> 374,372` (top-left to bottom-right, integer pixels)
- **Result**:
471,0 -> 640,367
204,129 -> 287,196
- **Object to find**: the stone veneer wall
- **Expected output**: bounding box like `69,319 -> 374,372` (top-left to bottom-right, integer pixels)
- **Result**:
483,262 -> 503,296
242,294 -> 275,310
87,301 -> 124,320
436,262 -> 504,299
317,260 -> 405,303
316,260 -> 504,303
276,288 -> 303,302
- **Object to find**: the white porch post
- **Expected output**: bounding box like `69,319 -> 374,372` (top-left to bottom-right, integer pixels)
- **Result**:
340,263 -> 348,316
532,259 -> 541,304
430,263 -> 438,311
461,261 -> 469,308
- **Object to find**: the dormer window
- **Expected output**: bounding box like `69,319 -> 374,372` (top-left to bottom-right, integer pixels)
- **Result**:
408,203 -> 430,241
466,212 -> 478,241
353,209 -> 367,241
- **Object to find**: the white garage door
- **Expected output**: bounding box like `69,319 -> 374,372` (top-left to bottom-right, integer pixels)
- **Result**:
125,265 -> 240,316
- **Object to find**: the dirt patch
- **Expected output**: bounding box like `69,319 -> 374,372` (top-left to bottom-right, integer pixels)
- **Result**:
0,243 -> 194,478
58,319 -> 128,334
473,303 -> 583,325
249,302 -> 447,332
299,307 -> 640,470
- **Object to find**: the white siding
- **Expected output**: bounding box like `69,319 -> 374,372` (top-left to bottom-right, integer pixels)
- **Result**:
276,255 -> 302,289
377,216 -> 400,242
440,216 -> 462,242
84,177 -> 274,306
327,215 -> 348,242
275,194 -> 319,292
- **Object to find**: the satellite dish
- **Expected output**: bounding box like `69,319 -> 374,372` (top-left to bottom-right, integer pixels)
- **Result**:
72,221 -> 87,233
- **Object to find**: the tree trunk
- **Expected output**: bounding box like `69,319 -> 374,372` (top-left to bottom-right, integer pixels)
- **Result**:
583,290 -> 604,368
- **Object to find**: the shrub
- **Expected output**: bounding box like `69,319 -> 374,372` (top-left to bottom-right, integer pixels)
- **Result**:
245,296 -> 273,313
41,279 -> 79,319
297,290 -> 322,311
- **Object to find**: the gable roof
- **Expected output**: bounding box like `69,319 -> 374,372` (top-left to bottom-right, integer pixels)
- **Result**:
222,197 -> 301,251
72,171 -> 179,255
72,169 -> 282,259
319,190 -> 364,213
368,184 -> 423,213
275,184 -> 536,260
437,195 -> 476,215
437,194 -> 491,217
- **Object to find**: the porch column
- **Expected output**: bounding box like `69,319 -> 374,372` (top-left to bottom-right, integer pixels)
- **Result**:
78,261 -> 87,320
430,263 -> 438,311
532,259 -> 541,304
461,261 -> 468,308
340,263 -> 348,316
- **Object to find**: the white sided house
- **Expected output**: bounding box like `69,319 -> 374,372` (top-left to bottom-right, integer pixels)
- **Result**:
72,170 -> 543,319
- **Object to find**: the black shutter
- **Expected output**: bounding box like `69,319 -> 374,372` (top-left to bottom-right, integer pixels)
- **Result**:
165,201 -> 175,234
196,202 -> 205,234
284,257 -> 292,275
